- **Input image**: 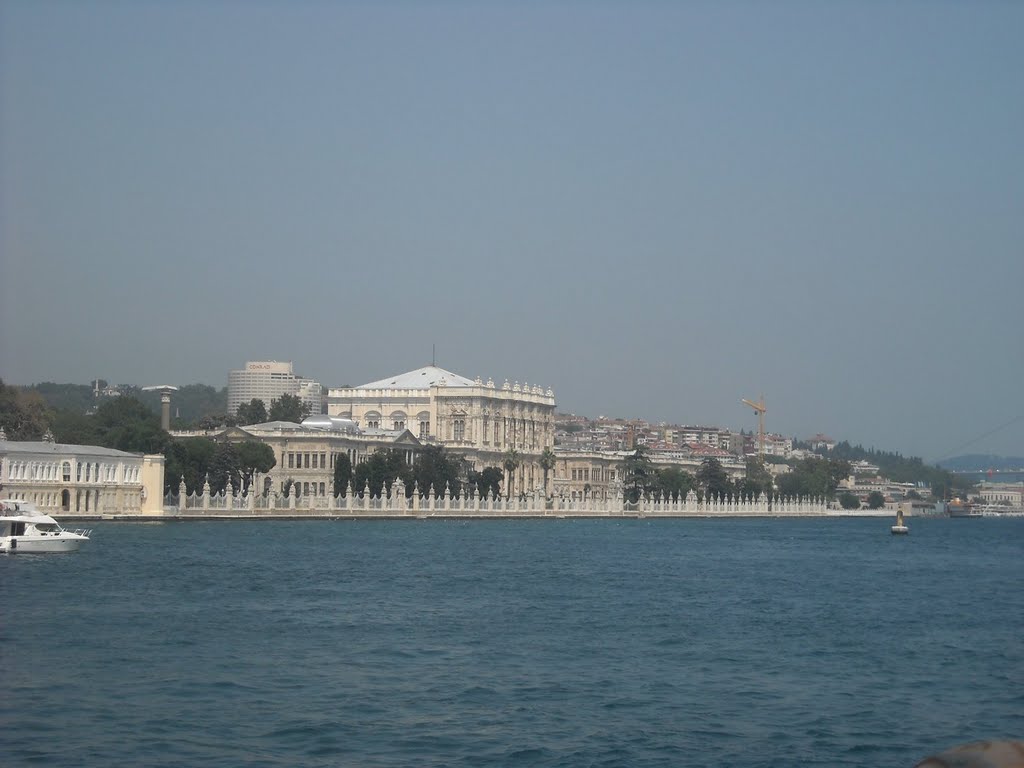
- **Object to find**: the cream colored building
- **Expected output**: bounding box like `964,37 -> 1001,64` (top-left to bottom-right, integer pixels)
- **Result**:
190,418 -> 423,498
551,450 -> 622,501
551,448 -> 747,501
0,439 -> 165,515
327,365 -> 556,495
978,481 -> 1024,508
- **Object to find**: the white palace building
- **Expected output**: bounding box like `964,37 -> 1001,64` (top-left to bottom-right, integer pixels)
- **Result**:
327,365 -> 556,494
0,436 -> 166,516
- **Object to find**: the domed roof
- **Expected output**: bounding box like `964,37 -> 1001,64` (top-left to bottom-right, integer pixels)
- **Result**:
301,415 -> 361,434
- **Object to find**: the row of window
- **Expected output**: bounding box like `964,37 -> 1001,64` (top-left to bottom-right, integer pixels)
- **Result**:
284,450 -> 368,471
286,452 -> 329,470
362,418 -> 429,435
11,488 -> 103,512
570,468 -> 617,482
3,460 -> 139,484
460,416 -> 543,449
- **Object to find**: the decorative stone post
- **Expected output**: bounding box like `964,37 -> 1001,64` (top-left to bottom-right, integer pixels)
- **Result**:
393,478 -> 405,513
202,474 -> 211,511
178,476 -> 187,512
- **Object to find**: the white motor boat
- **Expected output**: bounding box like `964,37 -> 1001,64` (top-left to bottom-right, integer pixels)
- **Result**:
0,499 -> 91,553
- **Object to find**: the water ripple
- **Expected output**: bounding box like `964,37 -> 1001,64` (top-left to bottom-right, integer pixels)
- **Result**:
2,517 -> 1022,767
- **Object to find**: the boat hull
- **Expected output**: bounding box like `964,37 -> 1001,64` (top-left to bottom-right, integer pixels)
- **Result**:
1,535 -> 87,553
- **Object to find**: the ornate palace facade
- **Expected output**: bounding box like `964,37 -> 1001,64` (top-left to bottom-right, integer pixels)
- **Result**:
327,365 -> 556,495
0,438 -> 165,515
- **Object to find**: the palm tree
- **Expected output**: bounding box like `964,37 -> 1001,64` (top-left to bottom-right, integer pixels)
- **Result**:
539,447 -> 556,499
502,448 -> 521,499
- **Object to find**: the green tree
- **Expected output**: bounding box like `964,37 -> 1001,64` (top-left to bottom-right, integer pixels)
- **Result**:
539,447 -> 557,498
93,396 -> 169,453
235,440 -> 276,492
208,443 -> 242,494
469,466 -> 503,498
333,452 -> 353,496
353,449 -> 414,497
740,457 -> 773,499
164,437 -> 218,493
0,380 -> 53,440
50,408 -> 100,446
236,399 -> 268,425
866,490 -> 886,510
414,446 -> 468,498
776,457 -> 849,500
25,382 -> 95,414
838,491 -> 861,510
502,448 -> 521,499
268,393 -> 310,423
697,457 -> 733,500
622,447 -> 655,503
654,467 -> 696,501
196,413 -> 238,429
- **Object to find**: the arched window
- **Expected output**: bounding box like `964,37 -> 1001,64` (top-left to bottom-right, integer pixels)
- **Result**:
390,411 -> 407,432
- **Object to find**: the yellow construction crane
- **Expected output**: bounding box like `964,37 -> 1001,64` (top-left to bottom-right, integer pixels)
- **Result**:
741,395 -> 767,459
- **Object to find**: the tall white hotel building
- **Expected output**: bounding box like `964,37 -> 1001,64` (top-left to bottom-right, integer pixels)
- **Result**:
227,361 -> 324,417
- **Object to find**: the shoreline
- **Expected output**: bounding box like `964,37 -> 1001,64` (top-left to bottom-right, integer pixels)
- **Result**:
62,509 -> 904,522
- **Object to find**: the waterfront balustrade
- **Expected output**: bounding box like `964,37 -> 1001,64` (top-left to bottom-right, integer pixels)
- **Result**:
158,476 -> 829,518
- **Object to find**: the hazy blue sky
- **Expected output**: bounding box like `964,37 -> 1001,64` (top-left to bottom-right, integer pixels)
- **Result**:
2,1 -> 1022,460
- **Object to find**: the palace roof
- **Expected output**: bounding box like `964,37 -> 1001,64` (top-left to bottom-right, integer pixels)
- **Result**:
0,440 -> 143,458
355,365 -> 476,390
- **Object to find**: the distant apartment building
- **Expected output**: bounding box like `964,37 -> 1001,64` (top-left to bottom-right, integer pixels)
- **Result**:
763,433 -> 794,458
678,426 -> 733,451
739,431 -> 793,458
227,361 -> 324,417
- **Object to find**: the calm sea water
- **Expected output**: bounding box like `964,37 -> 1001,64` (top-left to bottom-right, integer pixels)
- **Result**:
2,518 -> 1022,767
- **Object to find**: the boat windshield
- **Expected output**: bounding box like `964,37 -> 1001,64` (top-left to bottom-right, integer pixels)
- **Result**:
34,523 -> 59,532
